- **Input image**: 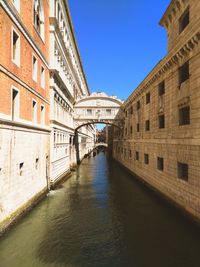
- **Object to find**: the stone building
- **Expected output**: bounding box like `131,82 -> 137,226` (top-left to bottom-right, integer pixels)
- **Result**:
0,0 -> 96,232
113,0 -> 200,220
0,0 -> 50,231
49,0 -> 95,185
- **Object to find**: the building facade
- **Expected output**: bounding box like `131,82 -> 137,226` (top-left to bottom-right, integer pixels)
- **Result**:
0,0 -> 50,231
113,0 -> 200,220
0,0 -> 96,232
49,0 -> 95,185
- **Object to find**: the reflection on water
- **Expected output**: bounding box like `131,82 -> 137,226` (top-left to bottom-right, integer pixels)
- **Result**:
1,153 -> 200,267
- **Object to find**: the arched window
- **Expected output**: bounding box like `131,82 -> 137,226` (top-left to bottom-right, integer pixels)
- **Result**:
33,0 -> 44,40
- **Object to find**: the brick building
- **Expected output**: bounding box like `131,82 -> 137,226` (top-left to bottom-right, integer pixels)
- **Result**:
113,0 -> 200,220
0,0 -> 96,232
0,0 -> 50,230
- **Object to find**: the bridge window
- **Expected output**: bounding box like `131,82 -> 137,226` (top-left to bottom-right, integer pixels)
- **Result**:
87,109 -> 92,115
106,109 -> 111,115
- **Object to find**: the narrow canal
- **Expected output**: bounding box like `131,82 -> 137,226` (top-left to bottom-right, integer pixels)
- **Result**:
1,152 -> 200,267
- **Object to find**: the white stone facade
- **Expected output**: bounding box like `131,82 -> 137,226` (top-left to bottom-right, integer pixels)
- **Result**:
0,124 -> 49,226
49,0 -> 96,185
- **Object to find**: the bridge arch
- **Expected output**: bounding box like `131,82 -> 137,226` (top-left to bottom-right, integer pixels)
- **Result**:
74,92 -> 123,130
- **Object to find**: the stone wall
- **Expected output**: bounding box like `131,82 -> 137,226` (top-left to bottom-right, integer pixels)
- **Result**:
113,0 -> 200,220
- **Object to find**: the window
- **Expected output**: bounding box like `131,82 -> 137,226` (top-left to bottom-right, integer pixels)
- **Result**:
179,61 -> 189,85
12,28 -> 20,66
19,162 -> 24,176
32,55 -> 38,82
12,0 -> 20,12
130,106 -> 133,114
87,109 -> 92,115
130,126 -> 133,134
146,92 -> 150,104
40,105 -> 45,124
158,81 -> 165,96
41,66 -> 45,88
106,109 -> 111,115
177,162 -> 188,181
157,157 -> 164,171
145,120 -> 150,131
35,158 -> 39,169
179,8 -> 189,34
179,106 -> 190,125
135,151 -> 139,161
33,0 -> 44,39
136,100 -> 140,110
125,110 -> 128,117
32,100 -> 37,123
12,87 -> 19,120
137,123 -> 140,132
129,150 -> 132,158
158,114 -> 165,129
144,154 -> 149,165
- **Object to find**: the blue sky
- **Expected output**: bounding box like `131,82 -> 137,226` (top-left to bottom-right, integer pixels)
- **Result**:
68,0 -> 171,101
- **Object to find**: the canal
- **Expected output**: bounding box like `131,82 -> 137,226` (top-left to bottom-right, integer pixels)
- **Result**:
1,152 -> 200,267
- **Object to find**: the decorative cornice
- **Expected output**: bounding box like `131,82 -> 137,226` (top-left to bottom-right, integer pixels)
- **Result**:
126,30 -> 200,106
159,0 -> 189,29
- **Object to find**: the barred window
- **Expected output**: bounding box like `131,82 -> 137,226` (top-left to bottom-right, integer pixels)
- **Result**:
135,151 -> 139,161
144,154 -> 149,165
157,157 -> 164,171
177,162 -> 188,181
136,100 -> 140,110
179,61 -> 189,85
158,81 -> 165,96
179,106 -> 190,125
158,114 -> 165,129
145,120 -> 150,131
137,123 -> 140,132
146,92 -> 150,104
179,8 -> 189,34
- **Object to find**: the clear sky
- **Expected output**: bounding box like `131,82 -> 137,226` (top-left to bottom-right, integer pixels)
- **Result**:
68,0 -> 171,101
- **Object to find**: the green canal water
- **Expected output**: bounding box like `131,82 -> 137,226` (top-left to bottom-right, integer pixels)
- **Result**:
1,152 -> 200,267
